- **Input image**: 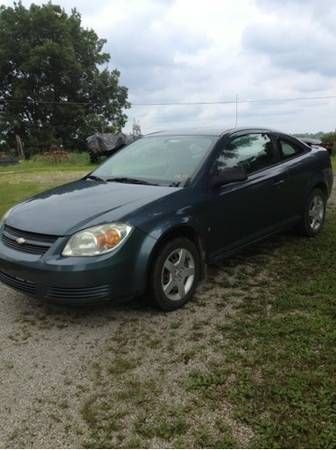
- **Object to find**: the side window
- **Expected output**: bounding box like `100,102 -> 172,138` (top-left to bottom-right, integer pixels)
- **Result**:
279,139 -> 303,160
214,133 -> 274,175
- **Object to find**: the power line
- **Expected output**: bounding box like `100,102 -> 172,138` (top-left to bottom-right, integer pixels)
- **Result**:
1,94 -> 336,107
131,95 -> 336,106
1,99 -> 91,105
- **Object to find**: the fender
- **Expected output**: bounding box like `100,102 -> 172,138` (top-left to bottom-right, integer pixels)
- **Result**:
304,151 -> 333,199
132,213 -> 207,294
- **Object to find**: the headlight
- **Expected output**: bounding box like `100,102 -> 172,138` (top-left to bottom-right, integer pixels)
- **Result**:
0,207 -> 13,227
62,223 -> 133,257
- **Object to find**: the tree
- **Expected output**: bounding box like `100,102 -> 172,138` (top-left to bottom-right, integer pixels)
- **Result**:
321,132 -> 336,155
0,2 -> 130,154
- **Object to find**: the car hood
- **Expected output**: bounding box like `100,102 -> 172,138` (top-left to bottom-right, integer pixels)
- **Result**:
6,179 -> 180,236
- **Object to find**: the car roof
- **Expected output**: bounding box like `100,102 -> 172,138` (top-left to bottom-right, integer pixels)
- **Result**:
145,127 -> 287,138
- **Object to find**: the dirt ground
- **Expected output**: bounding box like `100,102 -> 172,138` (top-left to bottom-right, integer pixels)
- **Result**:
0,186 -> 335,448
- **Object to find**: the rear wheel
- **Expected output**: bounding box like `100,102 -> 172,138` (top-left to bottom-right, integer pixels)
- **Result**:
298,188 -> 326,236
150,238 -> 201,311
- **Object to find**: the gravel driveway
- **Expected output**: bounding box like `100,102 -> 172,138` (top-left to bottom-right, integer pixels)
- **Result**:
1,185 -> 334,448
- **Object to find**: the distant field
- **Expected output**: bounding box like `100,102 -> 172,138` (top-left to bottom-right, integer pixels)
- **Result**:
0,156 -> 96,217
0,152 -> 93,175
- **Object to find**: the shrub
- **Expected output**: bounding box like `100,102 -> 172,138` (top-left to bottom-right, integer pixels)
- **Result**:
31,151 -> 90,166
321,132 -> 336,154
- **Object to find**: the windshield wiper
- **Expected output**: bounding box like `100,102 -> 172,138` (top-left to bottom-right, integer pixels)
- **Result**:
106,176 -> 159,186
169,178 -> 190,187
86,174 -> 106,183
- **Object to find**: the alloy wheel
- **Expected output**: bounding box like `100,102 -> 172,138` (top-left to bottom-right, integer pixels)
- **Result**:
308,194 -> 324,232
161,248 -> 195,301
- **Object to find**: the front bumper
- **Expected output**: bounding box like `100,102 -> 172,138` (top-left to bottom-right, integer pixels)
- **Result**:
0,227 -> 156,304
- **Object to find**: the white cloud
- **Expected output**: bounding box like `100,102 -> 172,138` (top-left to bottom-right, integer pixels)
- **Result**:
2,0 -> 336,133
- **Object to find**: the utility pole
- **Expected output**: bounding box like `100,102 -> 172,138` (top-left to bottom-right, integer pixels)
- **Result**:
132,119 -> 142,137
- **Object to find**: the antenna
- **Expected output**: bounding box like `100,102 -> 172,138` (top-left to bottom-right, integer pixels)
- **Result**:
234,94 -> 238,127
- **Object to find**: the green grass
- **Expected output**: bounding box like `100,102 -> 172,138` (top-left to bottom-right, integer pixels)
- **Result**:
78,210 -> 336,448
187,216 -> 336,448
331,156 -> 336,172
0,152 -> 93,174
0,180 -> 57,217
0,157 -> 97,217
0,158 -> 336,447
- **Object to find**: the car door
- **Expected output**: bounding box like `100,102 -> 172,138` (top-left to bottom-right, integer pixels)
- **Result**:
274,135 -> 312,221
206,131 -> 289,259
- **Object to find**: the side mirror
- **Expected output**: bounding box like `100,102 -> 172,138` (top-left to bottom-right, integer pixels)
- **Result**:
210,166 -> 247,188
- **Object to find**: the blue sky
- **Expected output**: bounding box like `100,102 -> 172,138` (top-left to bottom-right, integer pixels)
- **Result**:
2,0 -> 336,133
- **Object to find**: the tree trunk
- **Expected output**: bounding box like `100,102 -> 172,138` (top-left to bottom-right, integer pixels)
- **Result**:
15,134 -> 25,160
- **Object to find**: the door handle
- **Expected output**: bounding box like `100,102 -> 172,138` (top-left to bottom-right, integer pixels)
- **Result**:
273,178 -> 286,186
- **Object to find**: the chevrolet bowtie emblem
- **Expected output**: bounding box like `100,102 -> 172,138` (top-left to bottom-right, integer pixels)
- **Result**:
16,237 -> 26,245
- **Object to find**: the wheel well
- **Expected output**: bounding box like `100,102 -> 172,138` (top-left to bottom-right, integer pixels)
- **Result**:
313,182 -> 328,196
147,226 -> 206,284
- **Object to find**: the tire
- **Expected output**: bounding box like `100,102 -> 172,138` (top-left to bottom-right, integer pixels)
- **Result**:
297,188 -> 326,237
150,237 -> 201,311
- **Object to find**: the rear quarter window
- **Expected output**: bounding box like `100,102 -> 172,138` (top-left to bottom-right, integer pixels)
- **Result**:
279,139 -> 304,160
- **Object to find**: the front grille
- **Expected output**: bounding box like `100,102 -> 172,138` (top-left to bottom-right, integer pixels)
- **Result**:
0,270 -> 36,295
47,285 -> 111,301
2,225 -> 58,255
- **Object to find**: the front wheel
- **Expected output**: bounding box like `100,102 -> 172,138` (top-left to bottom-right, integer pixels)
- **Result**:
298,188 -> 326,236
150,238 -> 201,311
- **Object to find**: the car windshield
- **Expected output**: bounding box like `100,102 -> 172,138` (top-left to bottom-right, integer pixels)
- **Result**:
91,135 -> 215,186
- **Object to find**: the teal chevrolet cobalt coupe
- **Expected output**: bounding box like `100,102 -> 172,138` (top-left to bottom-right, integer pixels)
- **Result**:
0,128 -> 333,310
